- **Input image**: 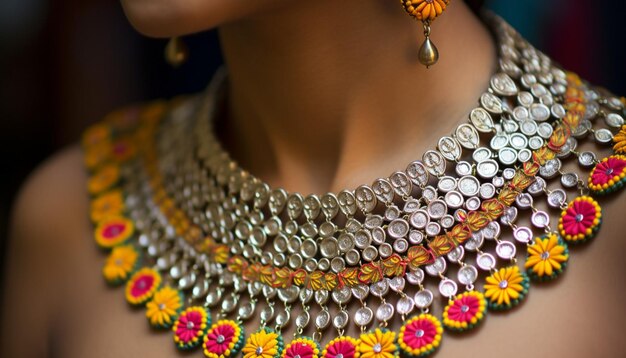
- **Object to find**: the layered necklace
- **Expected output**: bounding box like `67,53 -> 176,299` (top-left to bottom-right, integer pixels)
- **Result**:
83,14 -> 626,358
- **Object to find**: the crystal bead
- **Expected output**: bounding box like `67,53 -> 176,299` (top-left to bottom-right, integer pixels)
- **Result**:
458,265 -> 478,285
531,211 -> 550,228
354,307 -> 374,326
388,219 -> 410,239
406,269 -> 425,285
414,289 -> 434,309
409,210 -> 429,229
476,252 -> 496,270
376,303 -> 395,322
393,238 -> 408,253
447,246 -> 465,262
333,311 -> 349,329
438,279 -> 458,297
296,312 -> 310,328
370,279 -> 390,297
351,285 -> 369,300
547,189 -> 567,208
397,296 -> 415,315
578,151 -> 597,167
464,232 -> 484,251
425,257 -> 447,276
496,241 -> 517,260
389,277 -> 405,292
315,310 -> 331,329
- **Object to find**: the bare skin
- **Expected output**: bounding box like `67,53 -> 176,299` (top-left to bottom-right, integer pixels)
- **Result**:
2,1 -> 626,357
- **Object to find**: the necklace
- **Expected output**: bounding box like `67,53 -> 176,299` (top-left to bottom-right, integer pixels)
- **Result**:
83,14 -> 626,358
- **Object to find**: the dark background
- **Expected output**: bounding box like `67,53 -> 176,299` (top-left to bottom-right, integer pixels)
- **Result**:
1,0 -> 625,263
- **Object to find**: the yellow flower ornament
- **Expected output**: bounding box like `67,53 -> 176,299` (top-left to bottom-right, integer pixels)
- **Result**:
525,234 -> 569,281
483,265 -> 530,310
242,328 -> 283,358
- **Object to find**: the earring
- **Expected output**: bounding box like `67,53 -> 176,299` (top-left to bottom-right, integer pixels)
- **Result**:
165,37 -> 188,67
401,0 -> 451,68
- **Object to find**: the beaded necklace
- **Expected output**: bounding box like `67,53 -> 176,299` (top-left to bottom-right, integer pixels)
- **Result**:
83,14 -> 626,358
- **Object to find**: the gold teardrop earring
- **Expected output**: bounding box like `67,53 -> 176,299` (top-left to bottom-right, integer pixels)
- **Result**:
401,0 -> 451,68
164,37 -> 188,67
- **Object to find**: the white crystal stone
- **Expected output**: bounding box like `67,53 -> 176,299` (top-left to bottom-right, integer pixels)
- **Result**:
438,176 -> 458,192
396,296 -> 415,315
515,193 -> 534,208
481,221 -> 501,240
447,246 -> 465,262
476,159 -> 499,179
388,219 -> 410,239
458,176 -> 480,197
393,238 -> 408,253
476,252 -> 496,270
388,276 -> 405,292
455,161 -> 473,176
425,257 -> 447,276
473,147 -> 493,163
490,134 -> 509,150
464,232 -> 484,251
439,215 -> 455,229
518,148 -> 532,162
605,113 -> 624,128
547,189 -> 567,208
509,133 -> 529,150
513,226 -> 533,244
502,168 -> 517,180
370,279 -> 390,297
376,303 -> 395,322
408,230 -> 424,244
414,289 -> 434,309
458,265 -> 479,285
315,310 -> 331,329
332,286 -> 352,304
578,151 -> 597,167
427,200 -> 447,219
425,222 -> 441,237
531,211 -> 550,228
496,241 -> 517,260
351,285 -> 369,300
500,207 -> 518,225
594,128 -> 614,144
438,279 -> 458,297
537,123 -> 553,138
470,107 -> 496,132
527,177 -> 546,195
465,197 -> 481,211
445,191 -> 464,209
354,307 -> 374,326
561,172 -> 579,188
406,269 -> 425,285
409,210 -> 429,229
333,310 -> 349,329
296,312 -> 310,328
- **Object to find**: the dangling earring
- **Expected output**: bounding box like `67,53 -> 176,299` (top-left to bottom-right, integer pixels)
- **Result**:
165,37 -> 188,67
401,0 -> 451,68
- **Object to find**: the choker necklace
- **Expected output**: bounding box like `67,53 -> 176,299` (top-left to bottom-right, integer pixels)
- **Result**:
83,14 -> 626,358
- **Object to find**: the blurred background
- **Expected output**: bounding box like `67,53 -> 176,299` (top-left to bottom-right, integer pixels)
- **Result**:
1,0 -> 626,263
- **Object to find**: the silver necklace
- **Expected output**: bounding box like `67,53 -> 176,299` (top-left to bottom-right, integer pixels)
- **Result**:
90,13 -> 626,358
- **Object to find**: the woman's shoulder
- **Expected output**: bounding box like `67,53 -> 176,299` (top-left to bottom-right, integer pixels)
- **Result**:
0,99 -> 174,356
0,144 -> 87,356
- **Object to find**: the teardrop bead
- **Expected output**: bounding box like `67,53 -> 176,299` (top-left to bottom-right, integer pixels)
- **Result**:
418,37 -> 439,68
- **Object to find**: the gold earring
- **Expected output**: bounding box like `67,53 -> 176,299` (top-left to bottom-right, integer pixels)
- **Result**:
165,37 -> 188,67
401,0 -> 451,68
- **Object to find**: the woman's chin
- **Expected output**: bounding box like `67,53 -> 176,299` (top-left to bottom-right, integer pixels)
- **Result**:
120,0 -> 285,38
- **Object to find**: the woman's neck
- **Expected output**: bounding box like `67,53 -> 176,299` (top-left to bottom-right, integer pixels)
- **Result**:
217,0 -> 496,194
